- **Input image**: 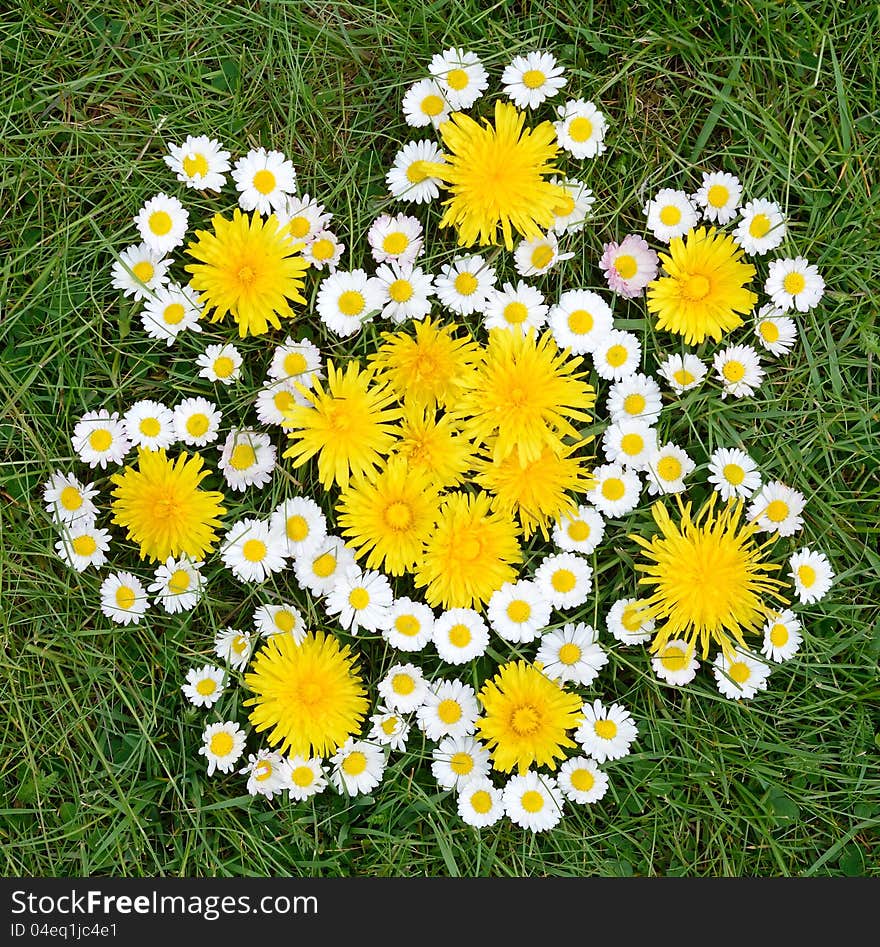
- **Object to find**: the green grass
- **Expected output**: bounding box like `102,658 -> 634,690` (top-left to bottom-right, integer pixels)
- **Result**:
2,0 -> 878,877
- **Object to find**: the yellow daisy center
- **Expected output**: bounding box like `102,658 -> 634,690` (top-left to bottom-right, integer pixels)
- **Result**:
594,719 -> 617,740
392,673 -> 415,695
252,168 -> 276,195
506,600 -> 532,623
284,352 -> 308,376
185,413 -> 209,437
454,271 -> 479,295
531,244 -> 554,269
554,193 -> 576,217
311,238 -> 335,260
242,539 -> 267,562
168,569 -> 191,593
729,661 -> 751,685
601,478 -> 625,501
389,279 -> 414,303
420,94 -> 445,117
139,417 -> 161,438
115,585 -> 136,610
89,429 -> 112,452
210,731 -> 234,756
273,609 -> 296,633
567,519 -> 590,542
765,500 -> 790,523
312,553 -> 336,578
723,463 -> 745,485
759,320 -> 780,343
673,368 -> 695,386
660,645 -> 688,671
71,535 -> 97,557
348,587 -> 370,611
395,615 -> 421,637
254,761 -> 273,782
446,68 -> 469,91
448,623 -> 471,647
783,272 -> 806,296
657,455 -> 683,481
621,604 -> 644,632
450,752 -> 474,775
570,768 -> 595,792
770,623 -> 789,646
722,360 -> 746,382
195,677 -> 216,696
797,564 -> 816,587
614,254 -> 637,280
568,116 -> 593,143
567,309 -> 593,334
623,393 -> 646,415
503,301 -> 528,325
342,751 -> 367,776
148,210 -> 172,236
60,486 -> 82,511
707,184 -> 729,207
605,344 -> 628,368
620,433 -> 644,456
289,216 -> 311,239
230,443 -> 256,471
213,356 -> 235,378
522,69 -> 546,89
163,302 -> 185,325
659,204 -> 681,226
749,213 -> 771,238
471,790 -> 492,814
273,390 -> 295,412
558,642 -> 581,665
338,291 -> 365,317
182,152 -> 209,178
132,260 -> 154,283
232,635 -> 249,655
551,568 -> 576,593
286,515 -> 309,542
521,789 -> 545,812
291,765 -> 314,787
406,160 -> 431,183
437,699 -> 462,724
381,717 -> 399,736
383,232 -> 410,255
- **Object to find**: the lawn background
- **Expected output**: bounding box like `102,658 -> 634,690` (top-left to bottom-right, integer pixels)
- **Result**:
2,0 -> 878,877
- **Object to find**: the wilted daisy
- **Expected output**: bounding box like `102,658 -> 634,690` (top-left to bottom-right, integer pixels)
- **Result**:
747,480 -> 806,537
707,446 -> 761,501
239,749 -> 287,799
754,305 -> 798,356
645,442 -> 695,496
486,580 -> 552,644
714,344 -> 765,399
586,462 -> 642,518
761,609 -> 804,662
181,664 -> 225,708
416,678 -> 480,741
148,556 -> 203,613
276,192 -> 331,243
533,552 -> 593,611
433,608 -> 490,664
503,771 -> 565,832
283,756 -> 328,802
592,329 -> 643,382
386,138 -> 446,204
254,379 -> 301,426
232,147 -> 296,216
292,534 -> 356,597
428,47 -> 488,110
374,261 -> 434,323
220,517 -> 287,583
111,242 -> 170,301
270,496 -> 327,559
163,134 -> 231,191
513,232 -> 573,278
692,170 -> 742,225
554,98 -> 607,158
368,706 -> 410,752
196,342 -> 243,385
377,663 -> 429,715
123,400 -> 176,451
303,229 -> 345,271
268,335 -> 323,388
501,50 -> 566,109
575,699 -> 638,763
599,235 -> 659,299
217,429 -> 276,492
789,547 -> 834,604
734,198 -> 786,255
651,639 -> 699,686
656,352 -> 708,394
765,257 -> 825,313
71,409 -> 130,469
55,522 -> 111,572
457,776 -> 505,828
402,77 -> 451,129
199,721 -> 247,776
552,504 -> 605,555
315,268 -> 385,337
644,188 -> 699,242
253,603 -> 306,642
483,280 -> 548,334
135,192 -> 188,254
536,622 -> 608,687
549,176 -> 595,234
367,213 -> 424,266
434,254 -> 498,315
713,648 -> 770,700
43,471 -> 98,527
606,597 -> 655,645
214,626 -> 255,672
140,282 -> 203,345
547,288 -> 614,355
606,372 -> 662,425
325,567 -> 393,634
557,756 -> 609,805
99,571 -> 149,625
602,418 -> 658,470
431,734 -> 492,790
379,597 -> 435,652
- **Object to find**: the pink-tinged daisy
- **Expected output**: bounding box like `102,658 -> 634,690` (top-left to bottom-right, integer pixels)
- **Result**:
599,235 -> 658,298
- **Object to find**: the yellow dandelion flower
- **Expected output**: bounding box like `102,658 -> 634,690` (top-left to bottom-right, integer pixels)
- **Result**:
394,404 -> 476,489
282,360 -> 402,490
184,209 -> 310,338
477,661 -> 584,774
336,455 -> 442,576
244,631 -> 368,758
110,448 -> 226,563
422,100 -> 567,249
413,490 -> 522,611
367,317 -> 480,411
451,328 -> 595,466
632,495 -> 787,659
646,227 -> 758,345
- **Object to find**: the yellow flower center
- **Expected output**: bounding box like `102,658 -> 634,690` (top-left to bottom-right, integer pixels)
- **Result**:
348,587 -> 370,611
230,443 -> 256,471
286,514 -> 309,542
657,455 -> 683,481
621,604 -> 644,632
797,564 -> 816,587
511,705 -> 540,735
139,417 -> 161,438
623,393 -> 646,415
506,600 -> 532,623
342,751 -> 367,776
182,413 -> 208,439
392,673 -> 415,695
213,356 -> 235,378
673,368 -> 695,386
254,761 -> 273,782
567,309 -> 593,334
530,244 -> 554,269
389,279 -> 414,303
783,272 -> 806,296
521,789 -> 545,813
594,719 -> 617,740
291,765 -> 314,787
660,644 -> 688,671
195,677 -> 216,696
273,609 -> 296,633
381,717 -> 399,736
383,232 -> 410,255
338,290 -> 366,317
289,216 -> 311,239
450,752 -> 474,775
168,569 -> 191,593
551,568 -> 576,593
503,301 -> 528,324
558,642 -> 582,665
659,204 -> 681,226
437,699 -> 462,724
471,789 -> 493,813
522,69 -> 546,89
759,320 -> 780,343
685,274 -> 711,300
748,213 -> 771,238
242,539 -> 267,562
115,585 -> 136,610
232,635 -> 248,655
132,260 -> 154,283
620,433 -> 644,456
406,160 -> 431,183
605,344 -> 628,368
448,623 -> 472,647
89,429 -> 112,452
182,152 -> 209,178
163,302 -> 185,325
765,500 -> 790,523
394,614 -> 421,637
384,501 -> 413,530
420,94 -> 445,117
446,68 -> 469,90
273,390 -> 295,412
209,731 -> 234,756
311,238 -> 335,260
707,184 -> 729,208
568,116 -> 593,143
237,265 -> 256,287
570,768 -> 595,792
770,623 -> 789,646
454,271 -> 479,295
60,486 -> 83,511
567,519 -> 590,542
252,168 -> 276,195
312,552 -> 336,578
722,360 -> 746,382
283,352 -> 308,376
148,210 -> 173,236
729,661 -> 751,685
614,254 -> 637,280
723,463 -> 745,486
71,535 -> 97,557
601,478 -> 625,501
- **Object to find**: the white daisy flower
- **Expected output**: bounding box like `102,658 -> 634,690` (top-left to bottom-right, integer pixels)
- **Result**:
656,352 -> 707,394
275,192 -> 331,243
599,235 -> 659,299
533,552 -> 593,611
268,336 -> 323,388
554,97 -> 607,158
416,678 -> 479,742
377,663 -> 429,715
789,547 -> 834,604
302,229 -> 344,271
172,397 -> 222,448
54,523 -> 111,572
706,446 -> 761,502
366,707 -> 409,753
457,776 -> 505,828
196,343 -> 243,385
502,50 -> 566,110
606,597 -> 655,645
180,664 -> 225,708
692,170 -> 742,224
552,504 -> 605,555
134,192 -> 188,254
734,198 -> 786,255
401,77 -> 451,129
367,213 -> 424,266
214,626 -> 255,672
386,138 -> 446,204
602,418 -> 658,470
148,556 -> 204,613
220,517 -> 287,583
163,134 -> 231,191
651,639 -> 699,686
586,463 -> 642,518
713,648 -> 770,701
644,188 -> 699,242
513,232 -> 573,278
592,329 -> 643,382
71,409 -> 130,469
482,280 -> 548,334
754,304 -> 798,356
325,567 -> 393,634
765,256 -> 825,313
283,756 -> 328,801
557,757 -> 609,805
645,442 -> 695,496
747,480 -> 806,537
761,609 -> 804,662
547,288 -> 614,355
111,242 -> 170,301
606,372 -> 663,425
428,47 -> 488,110
270,496 -> 327,559
503,771 -> 565,832
292,534 -> 356,597
253,603 -> 306,642
714,344 -> 765,399
140,282 -> 203,345
329,738 -> 386,796
239,749 -> 287,799
575,699 -> 638,763
316,268 -> 384,337
254,379 -> 301,426
42,471 -> 98,527
122,399 -> 176,451
433,607 -> 490,664
431,735 -> 491,790
217,429 -> 276,492
549,176 -> 595,234
99,571 -> 149,625
486,580 -> 552,644
231,147 -> 296,216
380,597 -> 435,652
535,622 -> 608,687
199,721 -> 247,776
374,261 -> 435,324
434,254 -> 497,315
